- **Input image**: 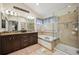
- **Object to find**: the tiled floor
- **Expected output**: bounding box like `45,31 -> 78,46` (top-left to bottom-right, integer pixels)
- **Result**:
8,44 -> 71,55
55,44 -> 79,55
8,44 -> 42,55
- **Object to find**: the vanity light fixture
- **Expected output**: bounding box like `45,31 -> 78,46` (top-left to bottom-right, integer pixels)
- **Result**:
1,9 -> 19,17
5,9 -> 11,15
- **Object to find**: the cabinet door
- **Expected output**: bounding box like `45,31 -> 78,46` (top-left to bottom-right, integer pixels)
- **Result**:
29,33 -> 38,45
1,35 -> 21,54
1,35 -> 13,54
21,34 -> 30,48
12,35 -> 21,50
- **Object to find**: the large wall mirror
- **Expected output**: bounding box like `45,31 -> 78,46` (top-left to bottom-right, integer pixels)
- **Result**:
8,21 -> 18,31
27,19 -> 35,32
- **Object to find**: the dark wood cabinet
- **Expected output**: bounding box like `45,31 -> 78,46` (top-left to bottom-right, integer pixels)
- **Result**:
0,37 -> 2,54
1,36 -> 13,52
29,33 -> 38,45
12,35 -> 21,51
0,32 -> 38,54
1,35 -> 21,54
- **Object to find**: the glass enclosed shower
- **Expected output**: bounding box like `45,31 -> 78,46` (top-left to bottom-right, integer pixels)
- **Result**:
57,7 -> 79,54
36,5 -> 79,54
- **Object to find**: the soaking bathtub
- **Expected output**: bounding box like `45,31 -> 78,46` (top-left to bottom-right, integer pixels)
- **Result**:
38,35 -> 60,51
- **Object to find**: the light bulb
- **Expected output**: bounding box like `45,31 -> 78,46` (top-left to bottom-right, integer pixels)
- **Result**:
5,10 -> 9,14
10,11 -> 14,15
14,12 -> 17,16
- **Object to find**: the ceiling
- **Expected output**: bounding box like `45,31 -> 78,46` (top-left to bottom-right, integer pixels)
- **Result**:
25,3 -> 77,18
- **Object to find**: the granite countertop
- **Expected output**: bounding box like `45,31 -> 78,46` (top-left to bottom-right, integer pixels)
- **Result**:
0,32 -> 37,36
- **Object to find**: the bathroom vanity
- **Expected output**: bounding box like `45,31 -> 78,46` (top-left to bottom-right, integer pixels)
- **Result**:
0,32 -> 38,55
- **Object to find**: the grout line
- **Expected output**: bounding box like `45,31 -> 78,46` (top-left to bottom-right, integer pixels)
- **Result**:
54,48 -> 69,55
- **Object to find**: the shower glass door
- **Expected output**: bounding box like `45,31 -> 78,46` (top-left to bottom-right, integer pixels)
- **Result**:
58,9 -> 79,54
